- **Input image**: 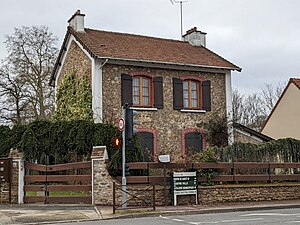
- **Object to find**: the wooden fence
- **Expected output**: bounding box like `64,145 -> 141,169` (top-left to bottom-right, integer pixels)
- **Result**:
24,161 -> 92,204
116,162 -> 300,184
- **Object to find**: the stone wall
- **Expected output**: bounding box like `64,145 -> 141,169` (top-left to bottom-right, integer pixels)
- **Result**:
92,147 -> 300,206
102,64 -> 227,162
57,40 -> 92,86
200,184 -> 300,204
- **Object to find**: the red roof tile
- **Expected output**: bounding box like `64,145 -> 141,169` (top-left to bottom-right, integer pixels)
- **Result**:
70,27 -> 241,71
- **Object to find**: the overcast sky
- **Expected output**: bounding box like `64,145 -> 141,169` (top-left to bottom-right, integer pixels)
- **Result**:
0,0 -> 299,94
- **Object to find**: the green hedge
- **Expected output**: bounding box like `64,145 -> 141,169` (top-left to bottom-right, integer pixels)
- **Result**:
0,120 -> 145,175
188,138 -> 300,164
0,120 -> 119,162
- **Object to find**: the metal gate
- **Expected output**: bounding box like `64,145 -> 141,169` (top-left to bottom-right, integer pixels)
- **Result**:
24,161 -> 92,204
0,158 -> 12,204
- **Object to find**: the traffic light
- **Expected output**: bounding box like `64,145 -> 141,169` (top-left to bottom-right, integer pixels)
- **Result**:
125,108 -> 139,139
125,163 -> 130,176
112,136 -> 122,149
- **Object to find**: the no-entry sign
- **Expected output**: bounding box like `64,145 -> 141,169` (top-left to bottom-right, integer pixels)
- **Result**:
118,118 -> 125,132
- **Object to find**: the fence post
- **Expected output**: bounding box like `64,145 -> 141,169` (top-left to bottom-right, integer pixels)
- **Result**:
113,182 -> 116,214
268,162 -> 271,183
231,162 -> 235,183
152,184 -> 156,211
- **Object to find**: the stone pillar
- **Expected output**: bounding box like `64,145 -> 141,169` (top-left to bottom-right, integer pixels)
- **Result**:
8,148 -> 24,204
91,146 -> 115,205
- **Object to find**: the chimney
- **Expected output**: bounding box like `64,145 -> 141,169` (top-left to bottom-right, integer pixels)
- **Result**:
68,10 -> 85,32
182,27 -> 206,47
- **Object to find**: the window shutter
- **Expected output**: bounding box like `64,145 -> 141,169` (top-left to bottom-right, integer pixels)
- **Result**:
153,77 -> 163,109
121,74 -> 133,106
202,80 -> 211,111
173,78 -> 183,110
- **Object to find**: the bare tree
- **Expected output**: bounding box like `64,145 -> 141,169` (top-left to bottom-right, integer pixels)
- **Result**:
2,26 -> 58,123
232,82 -> 285,131
0,65 -> 28,125
261,83 -> 285,112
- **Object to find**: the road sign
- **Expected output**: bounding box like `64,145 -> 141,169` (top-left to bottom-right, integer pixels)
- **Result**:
171,171 -> 198,206
118,118 -> 125,131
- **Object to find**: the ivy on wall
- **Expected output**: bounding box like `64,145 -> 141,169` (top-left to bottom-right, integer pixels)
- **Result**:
53,72 -> 93,121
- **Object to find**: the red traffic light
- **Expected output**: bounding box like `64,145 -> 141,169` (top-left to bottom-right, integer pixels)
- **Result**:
113,137 -> 122,148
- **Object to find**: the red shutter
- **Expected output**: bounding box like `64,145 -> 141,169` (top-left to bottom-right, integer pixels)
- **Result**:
202,80 -> 211,111
173,78 -> 183,110
153,77 -> 163,109
121,74 -> 133,106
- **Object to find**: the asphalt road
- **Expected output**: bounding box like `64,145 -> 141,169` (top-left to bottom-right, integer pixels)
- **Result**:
59,208 -> 300,225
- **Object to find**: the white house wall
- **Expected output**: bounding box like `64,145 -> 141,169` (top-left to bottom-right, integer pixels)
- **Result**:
262,83 -> 300,140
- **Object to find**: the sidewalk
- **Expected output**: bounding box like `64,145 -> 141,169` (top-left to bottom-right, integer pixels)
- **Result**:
1,200 -> 300,224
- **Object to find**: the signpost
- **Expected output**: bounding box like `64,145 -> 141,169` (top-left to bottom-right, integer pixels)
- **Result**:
158,155 -> 170,206
171,171 -> 198,206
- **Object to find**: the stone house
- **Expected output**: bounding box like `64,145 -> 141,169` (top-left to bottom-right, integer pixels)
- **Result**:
50,10 -> 242,162
262,78 -> 300,140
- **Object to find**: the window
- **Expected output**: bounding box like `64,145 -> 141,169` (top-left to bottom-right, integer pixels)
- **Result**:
173,78 -> 211,111
133,76 -> 151,106
137,132 -> 154,162
121,74 -> 163,109
183,80 -> 201,109
182,129 -> 206,160
185,132 -> 203,153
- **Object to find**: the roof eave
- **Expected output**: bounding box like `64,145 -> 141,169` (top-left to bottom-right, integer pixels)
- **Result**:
97,56 -> 242,72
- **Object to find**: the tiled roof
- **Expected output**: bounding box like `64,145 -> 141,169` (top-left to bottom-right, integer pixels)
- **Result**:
291,78 -> 300,89
69,27 -> 241,71
234,123 -> 273,142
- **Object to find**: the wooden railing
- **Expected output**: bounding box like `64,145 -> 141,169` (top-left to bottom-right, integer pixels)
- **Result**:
115,162 -> 300,184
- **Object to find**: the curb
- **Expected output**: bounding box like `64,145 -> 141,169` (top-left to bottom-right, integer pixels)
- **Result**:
104,203 -> 300,220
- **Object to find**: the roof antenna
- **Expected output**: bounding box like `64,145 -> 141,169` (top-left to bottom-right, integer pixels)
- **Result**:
170,0 -> 188,38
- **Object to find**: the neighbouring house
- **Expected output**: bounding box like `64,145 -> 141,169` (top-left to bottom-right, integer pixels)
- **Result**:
234,123 -> 273,144
262,78 -> 300,140
50,10 -> 242,162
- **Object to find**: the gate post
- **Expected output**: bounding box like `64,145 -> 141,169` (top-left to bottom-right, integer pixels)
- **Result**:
91,146 -> 115,205
8,149 -> 24,204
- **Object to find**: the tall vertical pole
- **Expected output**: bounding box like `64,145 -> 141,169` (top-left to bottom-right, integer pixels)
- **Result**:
180,1 -> 183,37
121,105 -> 127,208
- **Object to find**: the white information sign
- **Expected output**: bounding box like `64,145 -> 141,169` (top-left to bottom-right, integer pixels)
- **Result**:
171,171 -> 198,206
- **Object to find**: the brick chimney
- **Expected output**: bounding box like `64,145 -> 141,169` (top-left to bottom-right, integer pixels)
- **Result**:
68,10 -> 85,32
182,27 -> 206,47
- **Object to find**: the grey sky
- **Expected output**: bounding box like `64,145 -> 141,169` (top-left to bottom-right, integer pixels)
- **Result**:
0,0 -> 299,94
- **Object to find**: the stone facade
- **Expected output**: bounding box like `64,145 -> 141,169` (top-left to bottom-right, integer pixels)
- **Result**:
57,41 -> 92,86
102,64 -> 227,162
56,40 -> 229,163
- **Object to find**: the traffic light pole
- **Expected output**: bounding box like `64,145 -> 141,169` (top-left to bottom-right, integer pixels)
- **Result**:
121,105 -> 127,208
